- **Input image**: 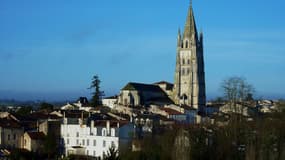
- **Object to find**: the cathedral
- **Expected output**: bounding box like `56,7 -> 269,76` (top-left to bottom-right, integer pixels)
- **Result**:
172,2 -> 206,110
117,2 -> 206,111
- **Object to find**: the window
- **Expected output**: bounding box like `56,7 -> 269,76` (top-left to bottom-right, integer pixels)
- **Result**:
13,134 -> 16,140
102,129 -> 106,136
76,132 -> 79,137
185,40 -> 189,48
82,139 -> 85,145
187,59 -> 190,64
182,59 -> 185,65
187,68 -> 190,75
93,140 -> 96,146
76,139 -> 79,145
181,68 -> 185,75
93,151 -> 96,156
87,139 -> 89,146
87,150 -> 89,155
24,139 -> 27,146
7,134 -> 10,140
103,140 -> 106,147
111,141 -> 115,147
67,139 -> 69,145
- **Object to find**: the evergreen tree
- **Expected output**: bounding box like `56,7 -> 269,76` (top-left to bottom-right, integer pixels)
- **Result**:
89,75 -> 104,107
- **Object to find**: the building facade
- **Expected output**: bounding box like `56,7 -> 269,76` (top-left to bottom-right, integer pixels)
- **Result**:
172,2 -> 206,110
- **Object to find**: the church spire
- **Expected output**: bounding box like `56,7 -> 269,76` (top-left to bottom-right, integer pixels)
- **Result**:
183,1 -> 198,40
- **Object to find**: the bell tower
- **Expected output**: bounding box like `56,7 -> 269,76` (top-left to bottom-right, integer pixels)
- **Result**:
172,1 -> 206,110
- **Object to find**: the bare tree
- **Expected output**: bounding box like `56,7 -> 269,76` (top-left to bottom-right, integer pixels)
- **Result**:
221,76 -> 255,113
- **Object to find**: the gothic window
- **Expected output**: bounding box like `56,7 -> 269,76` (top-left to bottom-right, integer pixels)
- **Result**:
181,43 -> 183,48
185,40 -> 189,48
182,59 -> 185,65
187,68 -> 190,75
187,59 -> 190,64
93,140 -> 96,146
182,68 -> 185,75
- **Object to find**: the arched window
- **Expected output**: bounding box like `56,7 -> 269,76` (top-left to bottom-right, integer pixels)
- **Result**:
182,59 -> 185,65
185,40 -> 189,48
187,59 -> 190,64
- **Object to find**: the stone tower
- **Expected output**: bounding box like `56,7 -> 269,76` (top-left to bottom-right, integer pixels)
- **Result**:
172,2 -> 206,110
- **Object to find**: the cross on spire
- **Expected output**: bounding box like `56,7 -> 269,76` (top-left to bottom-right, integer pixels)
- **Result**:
190,0 -> 193,6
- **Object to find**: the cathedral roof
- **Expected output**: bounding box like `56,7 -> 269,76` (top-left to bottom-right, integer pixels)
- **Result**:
121,82 -> 164,93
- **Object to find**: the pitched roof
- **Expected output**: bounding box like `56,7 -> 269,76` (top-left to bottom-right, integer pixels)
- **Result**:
153,81 -> 173,85
0,118 -> 22,128
121,82 -> 164,93
26,132 -> 45,140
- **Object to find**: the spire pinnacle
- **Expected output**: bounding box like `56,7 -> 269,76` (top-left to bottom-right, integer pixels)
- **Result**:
183,0 -> 198,40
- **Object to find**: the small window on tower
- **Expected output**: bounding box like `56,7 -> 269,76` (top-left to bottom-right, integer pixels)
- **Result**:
185,40 -> 189,48
181,69 -> 185,75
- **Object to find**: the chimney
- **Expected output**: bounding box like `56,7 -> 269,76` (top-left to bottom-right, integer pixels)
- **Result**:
36,120 -> 39,132
91,120 -> 94,129
106,120 -> 110,135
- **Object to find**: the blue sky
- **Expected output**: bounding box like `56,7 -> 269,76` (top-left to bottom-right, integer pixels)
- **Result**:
0,0 -> 284,101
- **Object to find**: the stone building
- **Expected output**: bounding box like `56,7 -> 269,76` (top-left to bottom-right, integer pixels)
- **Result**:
172,2 -> 206,110
0,118 -> 24,149
23,131 -> 45,152
118,82 -> 173,106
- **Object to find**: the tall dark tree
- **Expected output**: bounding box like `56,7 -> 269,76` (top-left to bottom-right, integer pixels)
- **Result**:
89,75 -> 104,107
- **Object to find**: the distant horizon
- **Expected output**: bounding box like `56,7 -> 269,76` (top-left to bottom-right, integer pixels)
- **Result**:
0,89 -> 284,102
1,0 -> 284,102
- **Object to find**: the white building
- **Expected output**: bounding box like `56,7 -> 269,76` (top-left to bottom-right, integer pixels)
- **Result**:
102,96 -> 118,109
61,116 -> 133,158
